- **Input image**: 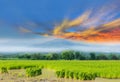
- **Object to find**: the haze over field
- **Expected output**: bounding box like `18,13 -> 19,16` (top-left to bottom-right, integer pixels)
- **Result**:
0,0 -> 120,53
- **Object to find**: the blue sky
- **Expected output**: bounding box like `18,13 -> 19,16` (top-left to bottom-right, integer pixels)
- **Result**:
0,0 -> 120,52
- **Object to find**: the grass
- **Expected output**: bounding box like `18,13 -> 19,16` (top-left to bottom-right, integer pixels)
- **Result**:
0,60 -> 120,80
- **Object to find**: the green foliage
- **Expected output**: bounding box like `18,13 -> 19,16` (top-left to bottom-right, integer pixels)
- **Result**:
56,71 -> 61,77
109,54 -> 119,60
74,72 -> 79,79
90,52 -> 96,60
61,50 -> 75,60
0,60 -> 120,80
96,54 -> 108,60
22,65 -> 37,69
69,71 -> 74,79
0,67 -> 8,73
65,70 -> 70,78
26,67 -> 42,77
56,70 -> 98,80
30,53 -> 42,60
0,51 -> 120,60
59,70 -> 65,78
78,72 -> 90,80
8,65 -> 22,70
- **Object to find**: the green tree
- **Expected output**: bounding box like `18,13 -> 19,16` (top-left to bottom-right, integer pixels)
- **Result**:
30,53 -> 41,60
17,53 -> 31,59
90,52 -> 96,60
96,54 -> 108,60
109,54 -> 119,60
52,53 -> 60,60
74,51 -> 80,60
74,51 -> 86,60
61,50 -> 75,60
45,54 -> 53,60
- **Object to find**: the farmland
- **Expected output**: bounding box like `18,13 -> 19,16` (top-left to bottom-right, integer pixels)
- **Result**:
0,60 -> 120,82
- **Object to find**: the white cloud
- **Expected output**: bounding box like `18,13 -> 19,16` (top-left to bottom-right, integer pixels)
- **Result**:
0,37 -> 56,46
0,38 -> 119,53
0,46 -> 64,53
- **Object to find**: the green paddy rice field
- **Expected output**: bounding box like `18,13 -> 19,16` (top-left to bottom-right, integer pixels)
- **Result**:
0,60 -> 120,82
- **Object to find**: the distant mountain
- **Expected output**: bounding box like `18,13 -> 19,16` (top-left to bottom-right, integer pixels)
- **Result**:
32,39 -> 94,48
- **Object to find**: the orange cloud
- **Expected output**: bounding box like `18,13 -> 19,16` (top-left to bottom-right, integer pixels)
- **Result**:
19,8 -> 120,43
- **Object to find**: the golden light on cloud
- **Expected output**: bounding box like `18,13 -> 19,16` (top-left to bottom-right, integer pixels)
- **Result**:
20,8 -> 120,43
53,11 -> 91,35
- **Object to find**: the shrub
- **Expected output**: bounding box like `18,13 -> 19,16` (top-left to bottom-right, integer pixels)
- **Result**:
0,67 -> 8,73
56,71 -> 60,77
8,65 -> 22,70
69,71 -> 74,79
23,65 -> 37,69
26,67 -> 42,77
74,72 -> 79,79
59,70 -> 65,78
65,70 -> 70,78
78,72 -> 98,80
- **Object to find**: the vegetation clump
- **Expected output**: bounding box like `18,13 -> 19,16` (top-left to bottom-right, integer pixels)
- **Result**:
0,67 -> 8,73
26,67 -> 42,77
56,70 -> 98,80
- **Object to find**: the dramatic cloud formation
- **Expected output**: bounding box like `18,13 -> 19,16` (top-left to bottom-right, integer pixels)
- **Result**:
20,2 -> 120,43
0,0 -> 120,53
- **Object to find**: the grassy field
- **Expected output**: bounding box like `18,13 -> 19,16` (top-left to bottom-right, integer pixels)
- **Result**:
0,60 -> 120,81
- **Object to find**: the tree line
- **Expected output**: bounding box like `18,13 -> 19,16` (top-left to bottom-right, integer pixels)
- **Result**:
0,50 -> 120,60
0,50 -> 119,60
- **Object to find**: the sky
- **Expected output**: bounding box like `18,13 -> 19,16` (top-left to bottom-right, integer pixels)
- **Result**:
0,0 -> 120,53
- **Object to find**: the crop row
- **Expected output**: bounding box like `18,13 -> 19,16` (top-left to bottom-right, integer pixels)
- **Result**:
0,60 -> 120,80
56,70 -> 98,80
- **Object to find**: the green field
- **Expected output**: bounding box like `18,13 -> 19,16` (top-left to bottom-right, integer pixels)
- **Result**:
0,60 -> 120,80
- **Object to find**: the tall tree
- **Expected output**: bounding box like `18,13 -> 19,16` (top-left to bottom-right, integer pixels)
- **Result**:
90,52 -> 96,60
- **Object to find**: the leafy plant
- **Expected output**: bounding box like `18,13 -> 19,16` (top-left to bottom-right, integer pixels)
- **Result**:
26,67 -> 42,77
0,67 -> 8,73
